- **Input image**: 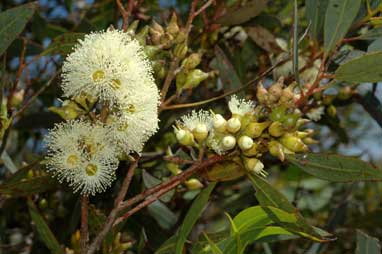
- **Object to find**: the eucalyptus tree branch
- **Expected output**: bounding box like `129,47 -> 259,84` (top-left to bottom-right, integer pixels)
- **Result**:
80,195 -> 89,254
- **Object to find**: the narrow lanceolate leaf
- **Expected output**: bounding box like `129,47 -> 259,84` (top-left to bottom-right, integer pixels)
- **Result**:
305,0 -> 329,40
0,2 -> 37,56
41,33 -> 84,56
0,175 -> 57,197
28,199 -> 64,254
175,183 -> 216,254
215,0 -> 268,26
358,27 -> 382,40
335,52 -> 382,83
214,46 -> 244,97
356,230 -> 381,254
287,153 -> 382,182
247,174 -> 333,242
323,0 -> 361,53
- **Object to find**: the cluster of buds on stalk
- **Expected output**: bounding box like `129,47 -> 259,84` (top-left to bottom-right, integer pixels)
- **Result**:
173,77 -> 317,182
126,13 -> 213,94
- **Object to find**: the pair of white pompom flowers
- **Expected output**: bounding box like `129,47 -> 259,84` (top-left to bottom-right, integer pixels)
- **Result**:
45,29 -> 160,195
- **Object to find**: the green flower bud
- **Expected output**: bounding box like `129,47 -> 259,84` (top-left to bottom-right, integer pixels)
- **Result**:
144,45 -> 161,59
256,81 -> 269,105
238,136 -> 253,151
296,118 -> 310,129
176,70 -> 187,92
268,140 -> 285,161
242,142 -> 259,157
337,86 -> 352,100
279,82 -> 296,105
269,106 -> 287,122
174,127 -> 195,146
193,123 -> 208,142
327,105 -> 337,117
322,94 -> 336,105
167,13 -> 179,36
183,69 -> 209,89
227,117 -> 241,133
282,113 -> 300,129
221,135 -> 236,150
174,42 -> 188,59
303,137 -> 319,145
10,89 -> 24,107
135,25 -> 149,45
160,33 -> 174,49
151,20 -> 164,35
127,20 -> 139,34
269,121 -> 285,137
73,92 -> 97,110
279,133 -> 308,153
213,113 -> 227,132
243,121 -> 270,138
244,157 -> 267,177
174,30 -> 187,44
181,53 -> 202,70
185,178 -> 204,190
49,101 -> 85,120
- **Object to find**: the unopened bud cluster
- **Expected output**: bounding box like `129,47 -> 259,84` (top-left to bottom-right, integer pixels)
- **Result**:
174,78 -> 317,179
126,14 -> 213,94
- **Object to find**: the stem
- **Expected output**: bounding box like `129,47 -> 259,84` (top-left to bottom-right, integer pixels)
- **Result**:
160,58 -> 178,104
80,195 -> 89,254
114,159 -> 138,206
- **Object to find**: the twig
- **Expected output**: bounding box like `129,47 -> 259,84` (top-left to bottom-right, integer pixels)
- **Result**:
87,160 -> 140,254
163,156 -> 195,165
80,195 -> 89,254
160,58 -> 179,104
114,159 -> 139,206
116,0 -> 129,32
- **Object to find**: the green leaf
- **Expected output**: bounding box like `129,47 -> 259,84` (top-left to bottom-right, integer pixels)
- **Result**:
28,199 -> 64,254
213,46 -> 244,97
41,33 -> 84,56
247,174 -> 332,242
358,27 -> 382,40
215,0 -> 268,26
323,0 -> 362,53
0,2 -> 37,56
305,0 -> 329,40
356,230 -> 381,254
142,169 -> 174,202
147,200 -> 178,230
203,232 -> 224,254
367,37 -> 382,52
175,183 -> 216,254
335,52 -> 382,83
0,175 -> 57,197
287,153 -> 382,182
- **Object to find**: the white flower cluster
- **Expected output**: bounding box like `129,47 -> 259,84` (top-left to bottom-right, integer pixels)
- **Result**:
45,29 -> 160,195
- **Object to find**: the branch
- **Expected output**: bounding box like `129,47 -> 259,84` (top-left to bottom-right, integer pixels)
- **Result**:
80,195 -> 89,254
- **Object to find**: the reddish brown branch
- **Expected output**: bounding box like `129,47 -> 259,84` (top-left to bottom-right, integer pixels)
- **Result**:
80,195 -> 89,254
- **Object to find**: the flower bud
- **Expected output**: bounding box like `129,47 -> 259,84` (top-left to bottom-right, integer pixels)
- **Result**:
242,143 -> 259,157
135,25 -> 149,45
193,123 -> 208,142
213,114 -> 227,132
174,127 -> 195,146
243,121 -> 270,138
268,121 -> 285,137
337,86 -> 352,100
174,30 -> 187,44
182,53 -> 202,70
160,33 -> 174,48
221,135 -> 236,150
127,20 -> 139,34
269,106 -> 287,122
244,158 -> 267,177
73,92 -> 97,110
282,113 -> 300,129
327,105 -> 337,117
322,94 -> 335,105
279,133 -> 308,153
49,101 -> 85,120
144,45 -> 161,59
151,20 -> 164,35
279,82 -> 296,105
183,69 -> 209,89
268,140 -> 285,161
303,137 -> 319,145
185,178 -> 204,190
296,118 -> 310,129
10,89 -> 24,107
227,117 -> 241,133
268,77 -> 284,102
174,42 -> 188,59
256,81 -> 269,105
238,136 -> 253,151
167,13 -> 180,36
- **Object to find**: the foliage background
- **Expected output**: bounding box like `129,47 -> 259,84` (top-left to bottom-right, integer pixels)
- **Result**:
0,0 -> 382,253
